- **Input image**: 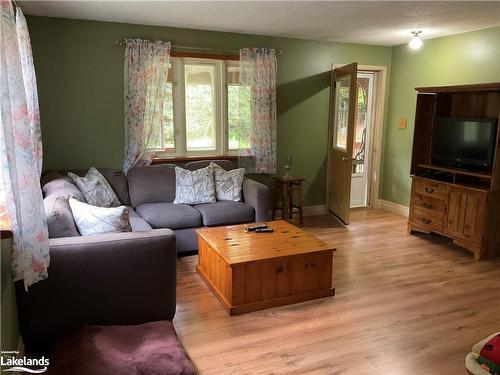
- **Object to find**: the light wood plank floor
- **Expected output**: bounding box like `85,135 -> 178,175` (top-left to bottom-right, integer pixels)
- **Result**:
174,209 -> 500,375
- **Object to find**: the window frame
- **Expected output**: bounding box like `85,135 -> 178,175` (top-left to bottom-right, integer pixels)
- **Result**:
152,56 -> 246,159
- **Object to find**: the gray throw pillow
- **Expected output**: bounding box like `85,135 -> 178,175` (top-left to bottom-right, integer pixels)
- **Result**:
212,162 -> 245,201
68,167 -> 121,207
173,165 -> 216,205
68,198 -> 132,236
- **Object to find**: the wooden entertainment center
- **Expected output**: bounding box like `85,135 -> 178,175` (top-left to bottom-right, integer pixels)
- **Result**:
408,82 -> 500,260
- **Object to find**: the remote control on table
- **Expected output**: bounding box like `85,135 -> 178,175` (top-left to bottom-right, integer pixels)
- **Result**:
245,224 -> 268,232
255,228 -> 274,233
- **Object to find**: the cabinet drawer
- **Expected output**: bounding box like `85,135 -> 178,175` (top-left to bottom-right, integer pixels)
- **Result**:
413,178 -> 446,200
411,207 -> 443,232
411,193 -> 445,214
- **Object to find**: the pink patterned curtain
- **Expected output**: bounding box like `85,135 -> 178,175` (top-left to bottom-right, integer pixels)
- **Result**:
123,39 -> 170,174
238,48 -> 277,174
0,1 -> 49,289
16,7 -> 42,177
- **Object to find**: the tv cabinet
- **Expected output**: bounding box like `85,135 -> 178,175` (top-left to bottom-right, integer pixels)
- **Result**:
408,83 -> 500,260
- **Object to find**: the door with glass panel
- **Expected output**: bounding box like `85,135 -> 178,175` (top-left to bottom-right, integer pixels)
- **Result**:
328,63 -> 358,224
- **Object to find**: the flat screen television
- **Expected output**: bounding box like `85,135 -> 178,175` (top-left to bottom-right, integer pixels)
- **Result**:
431,117 -> 498,171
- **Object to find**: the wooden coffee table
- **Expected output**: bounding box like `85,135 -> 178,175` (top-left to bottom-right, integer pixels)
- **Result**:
196,220 -> 336,315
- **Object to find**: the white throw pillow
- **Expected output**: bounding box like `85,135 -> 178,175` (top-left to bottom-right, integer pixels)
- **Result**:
69,198 -> 132,236
68,167 -> 121,207
173,165 -> 216,205
212,163 -> 245,201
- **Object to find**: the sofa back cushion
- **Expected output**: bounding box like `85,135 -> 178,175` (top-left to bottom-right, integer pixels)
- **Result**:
184,160 -> 233,171
42,174 -> 84,200
42,169 -> 130,206
44,195 -> 80,238
127,165 -> 176,207
98,169 -> 130,206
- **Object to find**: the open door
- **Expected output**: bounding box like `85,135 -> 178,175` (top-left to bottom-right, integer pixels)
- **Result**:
328,63 -> 358,224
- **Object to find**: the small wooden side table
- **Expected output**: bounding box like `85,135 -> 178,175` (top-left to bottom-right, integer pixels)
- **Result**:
272,176 -> 305,225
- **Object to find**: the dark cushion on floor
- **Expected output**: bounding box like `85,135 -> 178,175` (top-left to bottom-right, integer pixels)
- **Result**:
47,320 -> 196,375
135,203 -> 202,229
127,165 -> 176,207
194,201 -> 254,226
128,207 -> 153,232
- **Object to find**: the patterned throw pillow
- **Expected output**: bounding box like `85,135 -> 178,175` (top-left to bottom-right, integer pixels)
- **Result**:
173,165 -> 216,205
68,167 -> 121,207
68,198 -> 132,236
212,162 -> 245,201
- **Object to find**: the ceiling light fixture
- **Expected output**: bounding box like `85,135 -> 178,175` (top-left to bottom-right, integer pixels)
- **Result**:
409,31 -> 423,49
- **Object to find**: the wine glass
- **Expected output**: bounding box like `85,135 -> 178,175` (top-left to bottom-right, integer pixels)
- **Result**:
284,154 -> 292,177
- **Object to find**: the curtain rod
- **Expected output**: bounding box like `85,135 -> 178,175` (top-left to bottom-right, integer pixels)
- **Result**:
114,39 -> 283,56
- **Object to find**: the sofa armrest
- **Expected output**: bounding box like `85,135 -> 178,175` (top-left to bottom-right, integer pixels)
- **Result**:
243,178 -> 270,222
16,229 -> 176,351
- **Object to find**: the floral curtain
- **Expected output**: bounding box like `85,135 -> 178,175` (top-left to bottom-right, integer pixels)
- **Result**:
0,0 -> 49,289
16,7 -> 42,177
123,39 -> 170,174
238,48 -> 277,174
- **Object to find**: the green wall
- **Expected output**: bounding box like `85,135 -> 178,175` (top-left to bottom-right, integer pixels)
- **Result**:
382,27 -> 500,206
1,238 -> 19,352
27,16 -> 392,206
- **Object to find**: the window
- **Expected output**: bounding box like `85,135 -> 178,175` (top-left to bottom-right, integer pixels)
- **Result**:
150,57 -> 251,157
227,61 -> 251,151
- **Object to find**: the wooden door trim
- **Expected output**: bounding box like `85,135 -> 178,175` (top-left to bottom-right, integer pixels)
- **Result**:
326,64 -> 388,212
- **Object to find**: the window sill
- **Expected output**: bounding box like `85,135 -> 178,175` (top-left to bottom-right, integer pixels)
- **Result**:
0,205 -> 13,240
151,155 -> 238,165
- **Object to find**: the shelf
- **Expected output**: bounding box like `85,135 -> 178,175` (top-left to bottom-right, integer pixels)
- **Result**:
417,164 -> 492,180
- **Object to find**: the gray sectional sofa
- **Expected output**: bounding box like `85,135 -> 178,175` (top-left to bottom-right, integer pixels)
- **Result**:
15,160 -> 269,352
42,160 -> 270,254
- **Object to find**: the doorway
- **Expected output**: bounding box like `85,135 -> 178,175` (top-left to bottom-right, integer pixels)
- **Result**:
327,64 -> 387,224
350,72 -> 375,208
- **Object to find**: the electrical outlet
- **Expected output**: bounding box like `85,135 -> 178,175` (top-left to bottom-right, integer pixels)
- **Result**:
398,117 -> 408,129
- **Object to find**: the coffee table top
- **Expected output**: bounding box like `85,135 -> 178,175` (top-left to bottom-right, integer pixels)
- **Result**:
196,220 -> 335,265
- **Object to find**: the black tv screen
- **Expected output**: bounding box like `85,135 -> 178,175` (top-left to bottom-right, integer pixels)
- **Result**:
431,117 -> 497,171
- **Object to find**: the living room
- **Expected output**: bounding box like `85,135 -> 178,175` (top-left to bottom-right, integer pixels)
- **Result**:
1,1 -> 500,374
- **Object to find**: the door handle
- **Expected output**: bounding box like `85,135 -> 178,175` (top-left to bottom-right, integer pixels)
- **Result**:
341,156 -> 349,161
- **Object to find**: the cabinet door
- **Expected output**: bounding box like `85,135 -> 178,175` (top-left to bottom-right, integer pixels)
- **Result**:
445,187 -> 487,243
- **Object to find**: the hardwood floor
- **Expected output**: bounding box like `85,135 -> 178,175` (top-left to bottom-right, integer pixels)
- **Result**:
174,209 -> 500,374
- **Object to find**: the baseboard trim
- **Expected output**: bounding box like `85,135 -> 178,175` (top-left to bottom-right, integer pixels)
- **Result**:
377,199 -> 409,218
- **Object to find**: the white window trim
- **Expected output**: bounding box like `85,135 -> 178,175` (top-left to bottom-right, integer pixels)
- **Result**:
152,57 -> 244,159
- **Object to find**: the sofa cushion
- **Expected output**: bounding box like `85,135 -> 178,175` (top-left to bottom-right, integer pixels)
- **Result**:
69,199 -> 132,236
69,167 -> 121,207
43,176 -> 84,201
127,165 -> 176,207
47,321 -> 196,375
194,201 -> 255,226
44,195 -> 80,238
185,159 -> 233,171
173,165 -> 216,205
213,163 -> 245,201
98,169 -> 130,206
128,207 -> 153,232
135,203 -> 202,229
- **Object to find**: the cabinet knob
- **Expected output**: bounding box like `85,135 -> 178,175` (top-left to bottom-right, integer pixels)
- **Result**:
425,187 -> 434,194
424,202 -> 433,209
421,218 -> 432,225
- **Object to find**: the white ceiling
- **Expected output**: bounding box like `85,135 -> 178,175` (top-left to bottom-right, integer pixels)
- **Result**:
19,1 -> 500,46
